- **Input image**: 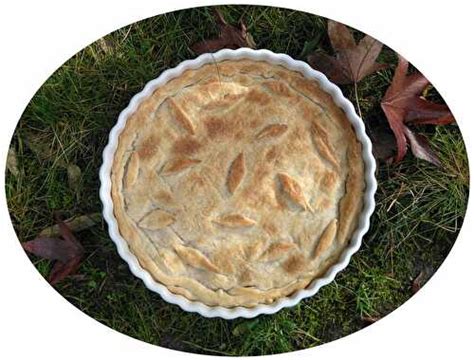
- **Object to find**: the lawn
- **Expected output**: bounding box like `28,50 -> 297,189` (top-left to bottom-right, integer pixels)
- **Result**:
5,5 -> 469,356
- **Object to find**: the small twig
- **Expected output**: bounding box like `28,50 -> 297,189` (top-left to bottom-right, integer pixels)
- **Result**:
354,81 -> 363,118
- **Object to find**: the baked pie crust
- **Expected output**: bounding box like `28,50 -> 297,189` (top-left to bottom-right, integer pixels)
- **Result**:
111,59 -> 365,308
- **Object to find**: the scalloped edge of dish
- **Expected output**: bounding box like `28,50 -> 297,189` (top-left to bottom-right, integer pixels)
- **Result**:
99,48 -> 377,319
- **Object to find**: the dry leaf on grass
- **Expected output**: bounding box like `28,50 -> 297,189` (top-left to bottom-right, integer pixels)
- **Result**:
367,122 -> 397,163
67,163 -> 82,196
23,214 -> 85,285
190,9 -> 256,54
411,270 -> 426,294
381,55 -> 454,165
7,146 -> 20,177
39,213 -> 101,237
361,315 -> 381,325
308,20 -> 387,84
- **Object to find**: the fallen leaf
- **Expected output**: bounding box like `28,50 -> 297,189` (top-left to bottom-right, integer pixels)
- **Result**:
190,9 -> 256,54
67,163 -> 82,196
404,128 -> 441,167
49,255 -> 83,285
98,37 -> 114,55
22,214 -> 85,285
381,55 -> 454,164
39,213 -> 101,237
23,131 -> 66,167
23,131 -> 86,188
367,122 -> 396,163
412,270 -> 425,294
307,20 -> 387,84
299,35 -> 322,58
361,315 -> 381,325
22,237 -> 79,263
7,146 -> 20,177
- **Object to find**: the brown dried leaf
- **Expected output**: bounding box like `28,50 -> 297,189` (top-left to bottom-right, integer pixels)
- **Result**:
381,55 -> 453,164
190,9 -> 256,54
404,128 -> 441,167
278,173 -> 313,212
361,315 -> 381,325
7,146 -> 19,177
162,157 -> 201,175
39,213 -> 102,237
139,209 -> 175,230
412,270 -> 426,294
227,152 -> 245,194
22,216 -> 84,285
173,244 -> 220,273
256,124 -> 288,140
22,237 -> 78,263
67,163 -> 82,196
307,20 -> 387,84
368,122 -> 397,163
98,37 -> 113,55
214,214 -> 256,228
49,255 -> 83,285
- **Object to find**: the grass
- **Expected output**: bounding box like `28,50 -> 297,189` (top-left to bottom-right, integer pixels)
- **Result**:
4,5 -> 469,356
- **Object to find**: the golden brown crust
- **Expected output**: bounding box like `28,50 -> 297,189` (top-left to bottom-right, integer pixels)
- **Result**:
110,59 -> 365,307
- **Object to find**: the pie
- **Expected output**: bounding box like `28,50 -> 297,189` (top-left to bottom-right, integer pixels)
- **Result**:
110,59 -> 365,308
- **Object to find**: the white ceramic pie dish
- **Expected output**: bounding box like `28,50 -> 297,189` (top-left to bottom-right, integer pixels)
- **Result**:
99,48 -> 377,319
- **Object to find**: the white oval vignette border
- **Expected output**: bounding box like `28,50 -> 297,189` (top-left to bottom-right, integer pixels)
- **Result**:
99,48 -> 377,319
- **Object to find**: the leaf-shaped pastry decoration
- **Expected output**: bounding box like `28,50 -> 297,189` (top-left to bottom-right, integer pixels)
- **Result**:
161,157 -> 201,175
124,153 -> 140,187
320,170 -> 339,193
245,240 -> 267,261
259,242 -> 297,262
312,219 -> 338,258
278,173 -> 313,212
213,214 -> 256,228
157,249 -> 186,273
256,123 -> 288,140
310,123 -> 339,169
139,209 -> 175,230
311,121 -> 329,143
173,244 -> 220,273
282,254 -> 307,274
239,267 -> 257,286
168,98 -> 195,135
226,152 -> 245,194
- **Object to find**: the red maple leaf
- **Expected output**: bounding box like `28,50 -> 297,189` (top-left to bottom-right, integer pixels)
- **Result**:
381,55 -> 455,164
22,215 -> 85,285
